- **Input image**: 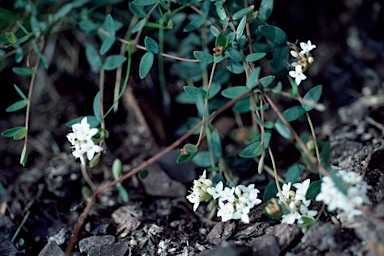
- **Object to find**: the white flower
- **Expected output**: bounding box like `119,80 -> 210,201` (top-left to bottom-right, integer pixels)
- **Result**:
293,179 -> 310,202
298,204 -> 317,224
218,187 -> 235,203
289,65 -> 307,85
277,182 -> 292,201
67,117 -> 102,165
315,170 -> 371,221
300,40 -> 316,54
217,200 -> 234,222
186,170 -> 213,211
207,181 -> 224,199
232,205 -> 250,223
281,202 -> 302,224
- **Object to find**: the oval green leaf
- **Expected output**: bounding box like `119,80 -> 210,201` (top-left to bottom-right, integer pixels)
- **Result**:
85,44 -> 102,69
2,126 -> 25,137
239,141 -> 262,158
259,0 -> 274,20
263,180 -> 278,202
13,126 -> 27,140
305,180 -> 321,200
260,75 -> 275,88
112,158 -> 122,179
103,55 -> 127,71
144,36 -> 160,54
226,47 -> 243,62
232,7 -> 253,20
221,86 -> 248,99
246,53 -> 266,62
12,67 -> 33,76
20,145 -> 28,166
139,52 -> 154,79
193,51 -> 213,64
6,100 -> 28,112
281,105 -> 305,122
259,25 -> 287,45
302,85 -> 323,112
286,164 -> 304,184
133,0 -> 157,6
275,122 -> 292,139
93,92 -> 102,122
183,86 -> 207,99
226,60 -> 244,74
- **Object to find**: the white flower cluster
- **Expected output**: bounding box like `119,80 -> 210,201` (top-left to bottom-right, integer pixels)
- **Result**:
289,40 -> 316,85
315,170 -> 371,221
186,171 -> 262,223
67,117 -> 103,165
277,179 -> 317,224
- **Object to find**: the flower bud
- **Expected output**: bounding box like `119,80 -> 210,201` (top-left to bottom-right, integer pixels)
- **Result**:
290,50 -> 299,58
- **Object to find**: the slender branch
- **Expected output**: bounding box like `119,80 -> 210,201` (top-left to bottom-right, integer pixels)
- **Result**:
269,147 -> 290,210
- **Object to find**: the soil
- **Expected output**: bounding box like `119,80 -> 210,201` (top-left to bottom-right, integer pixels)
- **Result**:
1,1 -> 384,256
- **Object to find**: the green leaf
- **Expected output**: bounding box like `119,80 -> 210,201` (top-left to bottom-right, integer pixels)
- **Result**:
85,44 -> 102,69
6,100 -> 28,112
20,145 -> 28,167
144,36 -> 160,54
103,55 -> 127,70
129,2 -> 146,18
280,105 -> 305,122
286,164 -> 304,184
236,16 -> 246,40
226,60 -> 244,74
305,180 -> 321,200
81,186 -> 92,201
215,3 -> 227,20
320,142 -> 331,165
53,3 -> 73,21
275,122 -> 292,139
192,151 -> 214,167
16,21 -> 29,34
93,92 -> 102,122
210,130 -> 222,158
116,183 -> 129,202
13,126 -> 27,140
215,34 -> 228,48
15,47 -> 23,63
13,84 -> 27,100
183,16 -> 206,32
212,174 -> 224,186
40,55 -> 49,70
100,37 -> 115,55
132,0 -> 157,6
246,53 -> 266,62
5,32 -> 16,44
246,66 -> 261,89
139,169 -> 148,179
193,51 -> 213,64
259,25 -> 287,45
260,75 -> 275,88
183,143 -> 198,154
271,44 -> 289,74
210,25 -> 220,37
221,86 -> 248,99
112,158 -> 122,179
99,15 -> 116,55
183,86 -> 207,99
2,126 -> 25,137
232,98 -> 250,113
12,67 -> 33,76
232,7 -> 253,20
208,83 -> 221,99
259,0 -> 274,20
139,52 -> 154,79
263,181 -> 278,202
226,47 -> 243,62
302,85 -> 323,112
176,151 -> 197,163
239,141 -> 263,158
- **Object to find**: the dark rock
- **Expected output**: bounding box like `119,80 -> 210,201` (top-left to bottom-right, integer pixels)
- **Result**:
300,223 -> 339,251
206,222 -> 236,245
199,241 -> 253,256
0,215 -> 16,242
248,235 -> 280,256
98,238 -> 129,256
265,223 -> 302,251
0,240 -> 24,256
79,235 -> 115,255
48,228 -> 71,245
38,241 -> 64,256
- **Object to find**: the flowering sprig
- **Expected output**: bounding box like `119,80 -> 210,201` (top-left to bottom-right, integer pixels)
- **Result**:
315,170 -> 371,221
272,179 -> 318,224
288,40 -> 316,85
186,171 -> 262,223
67,117 -> 103,165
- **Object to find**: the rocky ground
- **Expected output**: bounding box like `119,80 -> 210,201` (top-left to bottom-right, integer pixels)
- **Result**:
1,0 -> 384,255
